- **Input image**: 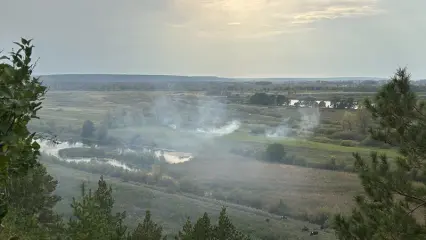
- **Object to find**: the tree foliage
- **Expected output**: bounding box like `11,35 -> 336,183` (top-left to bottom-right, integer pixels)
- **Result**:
249,93 -> 289,106
264,143 -> 286,163
0,164 -> 63,239
66,176 -> 128,240
0,38 -> 47,225
175,208 -> 250,240
130,211 -> 165,240
81,120 -> 95,145
333,68 -> 426,239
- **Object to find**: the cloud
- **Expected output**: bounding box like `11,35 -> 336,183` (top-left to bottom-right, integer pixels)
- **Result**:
292,5 -> 384,24
166,0 -> 384,39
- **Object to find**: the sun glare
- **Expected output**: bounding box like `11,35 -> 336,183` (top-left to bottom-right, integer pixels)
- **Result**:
171,0 -> 296,38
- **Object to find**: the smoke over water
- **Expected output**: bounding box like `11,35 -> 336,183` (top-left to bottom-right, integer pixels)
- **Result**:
38,139 -> 193,173
38,140 -> 137,171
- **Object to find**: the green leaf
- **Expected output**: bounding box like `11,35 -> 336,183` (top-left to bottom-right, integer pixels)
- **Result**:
1,144 -> 7,153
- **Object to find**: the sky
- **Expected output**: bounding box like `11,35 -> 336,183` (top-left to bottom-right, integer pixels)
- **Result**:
1,0 -> 426,78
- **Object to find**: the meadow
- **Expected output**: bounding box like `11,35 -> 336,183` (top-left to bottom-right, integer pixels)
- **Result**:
30,87 -> 404,239
45,160 -> 337,240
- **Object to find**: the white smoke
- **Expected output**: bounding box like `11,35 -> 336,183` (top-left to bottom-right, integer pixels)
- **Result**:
266,117 -> 291,138
38,140 -> 137,170
154,151 -> 193,164
196,120 -> 241,137
297,107 -> 320,137
168,124 -> 178,130
38,140 -> 90,163
38,140 -> 193,168
265,108 -> 320,139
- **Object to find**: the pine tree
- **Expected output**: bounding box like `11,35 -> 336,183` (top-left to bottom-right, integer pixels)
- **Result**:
175,218 -> 193,240
131,211 -> 166,240
175,208 -> 250,240
333,68 -> 426,239
192,213 -> 212,239
0,163 -> 63,239
66,176 -> 128,240
213,208 -> 250,240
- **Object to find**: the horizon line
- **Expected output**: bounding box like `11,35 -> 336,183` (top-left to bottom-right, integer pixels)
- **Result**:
36,72 -> 393,80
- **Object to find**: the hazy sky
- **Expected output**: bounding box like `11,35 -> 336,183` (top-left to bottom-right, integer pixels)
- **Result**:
1,0 -> 426,78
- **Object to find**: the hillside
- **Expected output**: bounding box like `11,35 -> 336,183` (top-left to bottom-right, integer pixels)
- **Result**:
45,161 -> 336,240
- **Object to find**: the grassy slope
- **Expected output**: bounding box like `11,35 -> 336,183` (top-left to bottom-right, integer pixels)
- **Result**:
225,132 -> 398,158
46,162 -> 336,240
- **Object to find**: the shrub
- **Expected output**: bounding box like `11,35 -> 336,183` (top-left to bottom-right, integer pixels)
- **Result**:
227,190 -> 263,209
320,119 -> 335,125
360,136 -> 391,148
269,199 -> 290,215
250,127 -> 266,135
340,140 -> 359,147
314,127 -> 339,135
157,176 -> 178,189
298,209 -> 331,226
264,143 -> 286,163
178,178 -> 204,195
310,136 -> 338,144
285,155 -> 308,167
212,190 -> 227,201
330,131 -> 365,141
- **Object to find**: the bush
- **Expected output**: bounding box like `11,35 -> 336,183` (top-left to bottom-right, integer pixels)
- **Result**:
157,176 -> 178,189
340,140 -> 359,147
285,155 -> 308,167
360,136 -> 391,148
314,127 -> 339,135
227,190 -> 263,209
178,178 -> 204,195
230,147 -> 262,159
269,199 -> 290,215
298,209 -> 331,226
310,136 -> 338,144
250,127 -> 266,135
320,119 -> 335,125
212,190 -> 227,201
330,131 -> 365,141
264,143 -> 286,163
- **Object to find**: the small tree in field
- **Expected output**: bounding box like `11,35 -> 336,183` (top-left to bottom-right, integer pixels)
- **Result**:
264,143 -> 286,163
333,68 -> 426,239
81,120 -> 95,144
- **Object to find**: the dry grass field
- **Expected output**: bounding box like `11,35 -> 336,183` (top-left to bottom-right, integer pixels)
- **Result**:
168,152 -> 361,217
